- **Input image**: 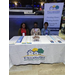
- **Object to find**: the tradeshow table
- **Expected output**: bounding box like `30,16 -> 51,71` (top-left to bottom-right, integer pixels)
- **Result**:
9,35 -> 65,66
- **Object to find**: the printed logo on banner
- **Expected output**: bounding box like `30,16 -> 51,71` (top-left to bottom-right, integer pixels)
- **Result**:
23,48 -> 45,61
49,5 -> 59,10
47,5 -> 60,14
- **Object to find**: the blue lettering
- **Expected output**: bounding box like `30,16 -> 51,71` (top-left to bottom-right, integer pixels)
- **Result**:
24,57 -> 26,59
24,56 -> 45,60
27,57 -> 29,59
30,57 -> 33,59
33,57 -> 35,59
47,11 -> 60,14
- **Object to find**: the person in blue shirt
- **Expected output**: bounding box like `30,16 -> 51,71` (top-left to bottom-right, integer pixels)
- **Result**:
41,22 -> 50,35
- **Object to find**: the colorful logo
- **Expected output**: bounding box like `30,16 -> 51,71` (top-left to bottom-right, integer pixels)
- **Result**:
49,5 -> 59,10
47,5 -> 60,14
23,48 -> 45,61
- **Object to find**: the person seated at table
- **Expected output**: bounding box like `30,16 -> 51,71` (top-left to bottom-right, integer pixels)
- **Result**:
18,23 -> 29,36
31,22 -> 41,35
41,22 -> 50,35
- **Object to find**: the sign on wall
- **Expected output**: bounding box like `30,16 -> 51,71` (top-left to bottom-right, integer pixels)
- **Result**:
44,3 -> 64,28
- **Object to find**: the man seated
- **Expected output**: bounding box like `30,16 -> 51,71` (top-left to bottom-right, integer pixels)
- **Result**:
41,22 -> 50,35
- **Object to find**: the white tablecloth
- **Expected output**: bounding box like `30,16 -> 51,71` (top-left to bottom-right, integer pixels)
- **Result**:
9,36 -> 65,65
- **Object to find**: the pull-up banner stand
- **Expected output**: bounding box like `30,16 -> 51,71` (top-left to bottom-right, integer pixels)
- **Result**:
44,3 -> 64,35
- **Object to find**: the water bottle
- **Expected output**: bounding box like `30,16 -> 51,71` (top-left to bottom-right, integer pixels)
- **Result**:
22,33 -> 25,36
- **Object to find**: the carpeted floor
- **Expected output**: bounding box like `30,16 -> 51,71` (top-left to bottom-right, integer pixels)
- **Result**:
9,30 -> 65,75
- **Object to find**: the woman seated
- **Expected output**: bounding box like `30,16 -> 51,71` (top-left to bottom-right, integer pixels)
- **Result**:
31,22 -> 41,35
41,22 -> 50,35
18,23 -> 29,36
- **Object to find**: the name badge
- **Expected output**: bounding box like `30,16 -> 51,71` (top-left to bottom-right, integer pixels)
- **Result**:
35,28 -> 38,32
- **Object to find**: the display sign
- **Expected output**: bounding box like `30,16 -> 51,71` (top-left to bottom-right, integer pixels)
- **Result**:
44,3 -> 64,28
